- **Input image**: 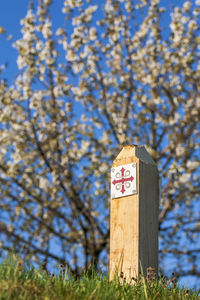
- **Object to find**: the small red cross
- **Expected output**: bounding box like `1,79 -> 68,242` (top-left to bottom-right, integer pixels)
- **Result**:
112,167 -> 134,194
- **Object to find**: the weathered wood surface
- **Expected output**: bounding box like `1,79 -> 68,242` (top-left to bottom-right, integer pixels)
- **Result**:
109,145 -> 159,283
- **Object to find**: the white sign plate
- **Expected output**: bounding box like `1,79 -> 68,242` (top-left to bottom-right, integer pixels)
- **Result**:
111,163 -> 137,199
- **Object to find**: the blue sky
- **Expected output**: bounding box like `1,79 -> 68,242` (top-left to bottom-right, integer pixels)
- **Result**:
0,0 -> 64,80
0,1 -> 28,79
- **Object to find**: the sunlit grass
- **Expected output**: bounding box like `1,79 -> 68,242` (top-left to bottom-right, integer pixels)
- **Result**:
0,254 -> 199,300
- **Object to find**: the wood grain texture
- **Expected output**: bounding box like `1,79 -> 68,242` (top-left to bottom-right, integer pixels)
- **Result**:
109,145 -> 158,283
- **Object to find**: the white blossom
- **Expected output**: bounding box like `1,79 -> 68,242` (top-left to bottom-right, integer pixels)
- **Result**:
188,20 -> 198,30
183,1 -> 191,12
179,173 -> 190,184
186,161 -> 199,169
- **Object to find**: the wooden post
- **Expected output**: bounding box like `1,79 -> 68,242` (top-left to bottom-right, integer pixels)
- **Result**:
109,145 -> 159,283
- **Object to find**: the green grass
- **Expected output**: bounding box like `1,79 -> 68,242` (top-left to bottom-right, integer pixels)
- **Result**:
0,255 -> 199,300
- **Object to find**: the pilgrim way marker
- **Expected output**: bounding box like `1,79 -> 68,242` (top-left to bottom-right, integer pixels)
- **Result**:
111,163 -> 137,198
109,145 -> 159,282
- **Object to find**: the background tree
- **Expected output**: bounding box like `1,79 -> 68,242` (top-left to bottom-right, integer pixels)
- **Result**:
0,0 -> 199,285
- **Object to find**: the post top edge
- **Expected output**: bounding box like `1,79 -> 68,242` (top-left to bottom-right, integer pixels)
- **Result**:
113,144 -> 156,165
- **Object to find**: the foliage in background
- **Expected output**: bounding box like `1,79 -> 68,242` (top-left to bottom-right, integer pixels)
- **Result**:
0,254 -> 199,300
0,0 -> 199,285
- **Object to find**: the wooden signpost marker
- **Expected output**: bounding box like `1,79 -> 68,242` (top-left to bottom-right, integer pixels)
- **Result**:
109,145 -> 159,282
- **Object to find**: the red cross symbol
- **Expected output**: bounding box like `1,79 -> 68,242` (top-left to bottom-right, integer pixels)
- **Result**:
112,167 -> 134,194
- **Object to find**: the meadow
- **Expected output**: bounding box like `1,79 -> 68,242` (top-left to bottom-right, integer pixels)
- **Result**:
0,254 -> 199,300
